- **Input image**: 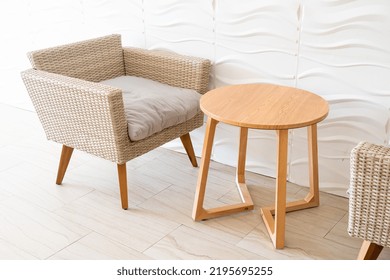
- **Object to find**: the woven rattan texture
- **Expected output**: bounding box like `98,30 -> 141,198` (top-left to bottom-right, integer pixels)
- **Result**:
123,47 -> 211,95
348,142 -> 390,247
22,34 -> 211,164
28,34 -> 125,82
21,69 -> 129,163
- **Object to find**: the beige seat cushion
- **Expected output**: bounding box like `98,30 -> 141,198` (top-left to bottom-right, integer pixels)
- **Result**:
100,76 -> 201,141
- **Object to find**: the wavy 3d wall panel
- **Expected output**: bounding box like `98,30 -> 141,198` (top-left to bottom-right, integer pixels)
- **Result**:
292,0 -> 390,196
159,0 -> 390,198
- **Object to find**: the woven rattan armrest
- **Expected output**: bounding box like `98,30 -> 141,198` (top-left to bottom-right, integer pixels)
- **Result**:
123,47 -> 211,94
21,69 -> 129,162
348,142 -> 390,248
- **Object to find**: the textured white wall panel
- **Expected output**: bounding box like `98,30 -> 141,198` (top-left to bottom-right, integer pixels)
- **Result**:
289,98 -> 390,196
144,0 -> 214,59
211,0 -> 299,178
81,0 -> 144,47
297,0 -> 390,105
290,0 -> 390,195
164,0 -> 390,197
215,0 -> 298,87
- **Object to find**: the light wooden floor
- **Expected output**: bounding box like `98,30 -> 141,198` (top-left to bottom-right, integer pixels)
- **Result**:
1,103 -> 389,260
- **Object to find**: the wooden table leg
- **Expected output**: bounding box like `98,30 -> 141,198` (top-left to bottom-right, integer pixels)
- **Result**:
236,127 -> 254,208
192,117 -> 218,221
261,124 -> 321,249
192,122 -> 254,221
261,129 -> 288,249
305,123 -> 320,206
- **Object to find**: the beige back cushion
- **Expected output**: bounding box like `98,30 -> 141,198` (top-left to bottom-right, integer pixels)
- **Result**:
28,34 -> 125,82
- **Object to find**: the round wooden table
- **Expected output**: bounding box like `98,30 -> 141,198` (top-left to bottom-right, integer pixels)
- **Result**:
192,83 -> 329,249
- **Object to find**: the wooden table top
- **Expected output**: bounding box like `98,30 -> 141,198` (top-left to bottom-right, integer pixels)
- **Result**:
200,83 -> 329,130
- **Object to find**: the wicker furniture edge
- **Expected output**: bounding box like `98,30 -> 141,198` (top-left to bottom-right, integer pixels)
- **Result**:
348,141 -> 390,248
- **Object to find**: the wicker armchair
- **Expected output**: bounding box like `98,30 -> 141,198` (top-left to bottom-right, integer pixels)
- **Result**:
21,34 -> 211,210
348,142 -> 390,259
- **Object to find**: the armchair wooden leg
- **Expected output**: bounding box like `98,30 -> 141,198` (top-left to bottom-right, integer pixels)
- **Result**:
357,240 -> 383,260
117,163 -> 128,210
180,133 -> 198,167
56,145 -> 74,185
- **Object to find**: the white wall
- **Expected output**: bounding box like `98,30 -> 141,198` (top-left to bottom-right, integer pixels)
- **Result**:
1,0 -> 389,197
